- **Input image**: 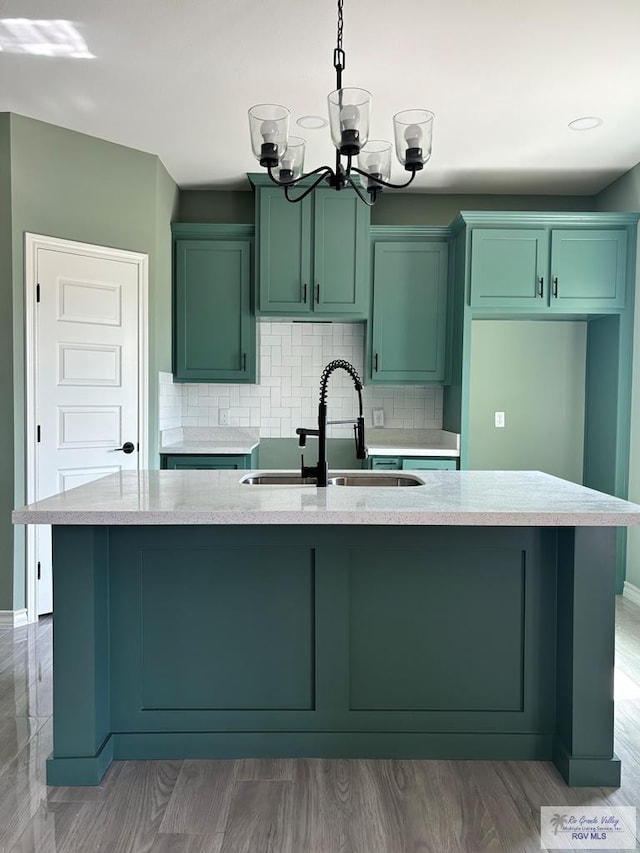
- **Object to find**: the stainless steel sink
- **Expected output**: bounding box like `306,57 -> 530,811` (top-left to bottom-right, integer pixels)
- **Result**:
328,474 -> 423,487
240,472 -> 424,486
240,474 -> 318,485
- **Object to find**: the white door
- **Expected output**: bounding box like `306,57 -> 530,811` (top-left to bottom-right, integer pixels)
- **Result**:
28,238 -> 148,616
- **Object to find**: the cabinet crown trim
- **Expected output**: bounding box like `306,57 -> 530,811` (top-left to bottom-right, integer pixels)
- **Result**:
172,223 -> 255,239
371,225 -> 453,239
451,211 -> 640,232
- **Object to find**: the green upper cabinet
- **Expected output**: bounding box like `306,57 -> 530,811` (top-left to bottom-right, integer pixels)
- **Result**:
469,224 -> 627,312
469,229 -> 548,309
370,241 -> 448,383
550,229 -> 627,310
257,188 -> 312,314
253,178 -> 370,318
173,225 -> 256,383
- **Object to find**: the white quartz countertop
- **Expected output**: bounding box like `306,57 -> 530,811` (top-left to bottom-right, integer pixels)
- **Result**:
159,427 -> 259,456
366,429 -> 460,457
12,470 -> 640,527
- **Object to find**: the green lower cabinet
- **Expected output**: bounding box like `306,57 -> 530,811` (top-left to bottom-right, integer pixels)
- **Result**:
368,456 -> 458,471
160,450 -> 257,470
401,457 -> 458,471
370,241 -> 448,382
173,228 -> 256,383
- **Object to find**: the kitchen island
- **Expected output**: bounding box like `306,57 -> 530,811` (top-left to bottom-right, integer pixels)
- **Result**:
13,469 -> 640,787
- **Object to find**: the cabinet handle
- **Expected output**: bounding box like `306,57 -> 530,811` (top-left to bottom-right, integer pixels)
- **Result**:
553,276 -> 558,298
242,352 -> 247,371
538,276 -> 544,298
315,283 -> 320,304
302,283 -> 307,303
374,352 -> 379,372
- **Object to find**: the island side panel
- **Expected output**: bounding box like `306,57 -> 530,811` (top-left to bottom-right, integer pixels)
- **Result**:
554,526 -> 619,787
47,526 -> 113,786
106,526 -> 555,748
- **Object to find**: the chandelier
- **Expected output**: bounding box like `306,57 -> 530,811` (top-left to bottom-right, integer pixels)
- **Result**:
248,0 -> 434,206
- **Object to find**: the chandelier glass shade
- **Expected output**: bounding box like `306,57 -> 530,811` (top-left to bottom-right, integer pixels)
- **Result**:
248,0 -> 434,205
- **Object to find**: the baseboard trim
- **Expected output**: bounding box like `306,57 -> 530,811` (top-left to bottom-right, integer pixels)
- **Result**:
0,609 -> 29,629
622,582 -> 640,608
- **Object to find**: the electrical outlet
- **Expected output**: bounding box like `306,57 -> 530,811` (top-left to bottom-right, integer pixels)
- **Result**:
219,409 -> 230,426
494,411 -> 505,428
372,408 -> 385,428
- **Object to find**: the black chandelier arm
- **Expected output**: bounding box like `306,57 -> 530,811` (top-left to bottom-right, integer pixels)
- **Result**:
283,168 -> 334,203
350,166 -> 418,190
344,172 -> 376,208
267,164 -> 332,189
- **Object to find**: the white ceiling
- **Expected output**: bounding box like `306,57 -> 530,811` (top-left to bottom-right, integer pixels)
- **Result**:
1,0 -> 640,195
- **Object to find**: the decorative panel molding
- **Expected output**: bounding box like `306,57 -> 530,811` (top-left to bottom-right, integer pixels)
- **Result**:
58,465 -> 121,493
58,406 -> 121,449
58,279 -> 122,326
58,343 -> 122,386
348,546 -> 526,712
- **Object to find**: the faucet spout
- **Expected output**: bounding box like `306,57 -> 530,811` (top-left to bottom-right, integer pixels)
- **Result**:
296,359 -> 366,487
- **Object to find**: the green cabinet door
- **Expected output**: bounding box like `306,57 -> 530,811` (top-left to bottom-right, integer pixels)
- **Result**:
550,229 -> 627,311
255,181 -> 369,318
174,239 -> 255,383
470,229 -> 548,308
313,188 -> 369,316
257,187 -> 312,314
371,242 -> 448,383
401,457 -> 458,470
368,456 -> 458,470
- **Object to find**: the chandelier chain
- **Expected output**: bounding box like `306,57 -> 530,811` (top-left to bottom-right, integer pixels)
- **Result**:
336,0 -> 343,52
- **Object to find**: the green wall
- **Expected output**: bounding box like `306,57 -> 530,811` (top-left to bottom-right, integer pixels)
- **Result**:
3,113 -> 178,611
468,321 -> 587,483
0,115 -> 14,610
597,162 -> 640,590
179,186 -> 597,227
179,190 -> 254,223
371,193 -> 597,226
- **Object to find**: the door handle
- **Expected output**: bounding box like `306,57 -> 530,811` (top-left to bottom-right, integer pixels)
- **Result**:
112,441 -> 135,454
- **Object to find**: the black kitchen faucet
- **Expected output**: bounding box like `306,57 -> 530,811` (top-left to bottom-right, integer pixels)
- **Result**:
295,359 -> 367,487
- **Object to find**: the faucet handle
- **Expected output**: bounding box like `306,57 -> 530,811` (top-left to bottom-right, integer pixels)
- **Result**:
354,416 -> 367,460
295,427 -> 307,448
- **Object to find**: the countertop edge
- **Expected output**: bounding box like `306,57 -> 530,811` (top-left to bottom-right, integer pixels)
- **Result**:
12,509 -> 640,526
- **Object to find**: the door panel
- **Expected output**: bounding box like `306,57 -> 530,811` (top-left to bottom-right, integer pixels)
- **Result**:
371,242 -> 448,382
550,229 -> 627,309
470,229 -> 548,308
258,189 -> 312,314
313,189 -> 368,315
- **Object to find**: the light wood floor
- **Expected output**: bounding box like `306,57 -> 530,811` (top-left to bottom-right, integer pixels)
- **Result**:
1,600 -> 639,853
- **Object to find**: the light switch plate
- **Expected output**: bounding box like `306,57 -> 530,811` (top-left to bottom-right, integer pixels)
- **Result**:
494,411 -> 505,428
373,408 -> 385,428
219,409 -> 230,426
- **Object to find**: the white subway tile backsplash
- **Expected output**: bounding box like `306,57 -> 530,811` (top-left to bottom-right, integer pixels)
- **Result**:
159,322 -> 443,439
